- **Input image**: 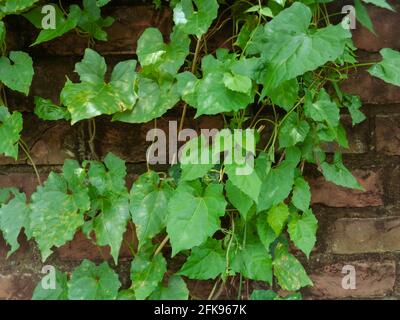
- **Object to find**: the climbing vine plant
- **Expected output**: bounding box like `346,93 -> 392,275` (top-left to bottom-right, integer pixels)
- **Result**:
0,0 -> 399,300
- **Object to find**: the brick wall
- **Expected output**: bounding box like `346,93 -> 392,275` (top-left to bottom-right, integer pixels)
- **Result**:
1,1 -> 400,300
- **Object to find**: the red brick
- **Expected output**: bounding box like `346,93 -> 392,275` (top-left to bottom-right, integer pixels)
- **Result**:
351,1 -> 400,52
57,228 -> 137,261
29,6 -> 172,56
0,115 -> 78,165
323,115 -> 369,154
0,273 -> 35,300
307,260 -> 396,299
341,51 -> 400,104
310,169 -> 383,207
329,217 -> 400,254
375,115 -> 400,156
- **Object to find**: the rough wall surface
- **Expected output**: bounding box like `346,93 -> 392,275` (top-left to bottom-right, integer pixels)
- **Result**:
0,0 -> 400,300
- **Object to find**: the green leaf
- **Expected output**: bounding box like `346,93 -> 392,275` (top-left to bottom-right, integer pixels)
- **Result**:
0,106 -> 23,160
267,79 -> 299,111
231,242 -> 272,283
223,72 -> 252,94
150,275 -> 189,300
137,27 -> 189,76
24,5 -> 81,46
256,211 -> 278,249
167,182 -> 227,256
68,260 -> 121,300
34,97 -> 70,121
130,171 -> 173,248
76,0 -> 114,41
0,51 -> 34,95
60,48 -> 138,124
0,0 -> 39,17
304,89 -> 340,128
130,250 -> 167,300
344,94 -> 366,126
321,153 -> 364,190
362,0 -> 394,11
92,196 -> 130,264
225,180 -> 254,220
257,162 -> 295,212
225,162 -> 261,203
0,189 -> 30,257
178,239 -> 225,280
180,135 -> 214,181
279,112 -> 310,148
32,269 -> 69,300
173,0 -> 219,38
288,209 -> 317,258
354,0 -> 375,34
267,203 -> 290,235
368,48 -> 400,86
30,161 -> 90,261
273,244 -> 313,291
250,290 -> 278,300
112,75 -> 179,124
252,2 -> 351,90
292,176 -> 311,212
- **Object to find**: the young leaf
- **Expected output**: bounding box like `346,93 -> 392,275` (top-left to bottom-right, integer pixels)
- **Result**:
178,239 -> 226,280
0,189 -> 31,257
288,209 -> 318,258
32,269 -> 69,300
149,275 -> 189,300
173,0 -> 219,38
167,182 -> 227,256
68,260 -> 121,300
273,244 -> 313,291
368,48 -> 400,86
321,153 -> 364,190
291,176 -> 311,212
0,106 -> 23,159
343,94 -> 366,126
130,171 -> 173,248
267,203 -> 290,236
0,51 -> 34,95
130,250 -> 167,300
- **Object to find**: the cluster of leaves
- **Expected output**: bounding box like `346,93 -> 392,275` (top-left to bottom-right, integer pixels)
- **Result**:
0,0 -> 400,300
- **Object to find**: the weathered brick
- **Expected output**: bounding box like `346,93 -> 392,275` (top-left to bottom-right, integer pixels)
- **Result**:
0,273 -> 35,300
310,169 -> 383,207
57,228 -> 137,261
375,115 -> 400,156
351,1 -> 400,52
307,260 -> 396,299
28,6 -> 172,56
341,52 -> 400,104
329,217 -> 400,254
323,115 -> 369,154
0,115 -> 78,165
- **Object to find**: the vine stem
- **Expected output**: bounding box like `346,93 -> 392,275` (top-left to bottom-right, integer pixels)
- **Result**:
178,36 -> 202,132
153,36 -> 203,258
18,140 -> 42,185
